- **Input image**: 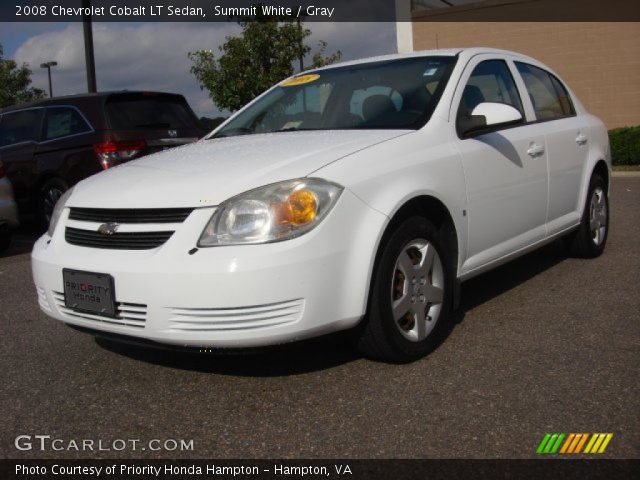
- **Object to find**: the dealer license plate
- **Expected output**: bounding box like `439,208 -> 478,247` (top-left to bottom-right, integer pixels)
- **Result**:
63,269 -> 116,317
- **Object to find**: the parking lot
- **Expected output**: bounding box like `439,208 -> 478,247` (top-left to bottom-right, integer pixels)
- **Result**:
1,177 -> 638,459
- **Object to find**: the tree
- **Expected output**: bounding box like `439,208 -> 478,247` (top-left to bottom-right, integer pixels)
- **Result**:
0,43 -> 45,108
189,19 -> 341,112
309,40 -> 342,69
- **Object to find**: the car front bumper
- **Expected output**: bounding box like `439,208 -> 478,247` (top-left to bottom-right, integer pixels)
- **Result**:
31,189 -> 387,348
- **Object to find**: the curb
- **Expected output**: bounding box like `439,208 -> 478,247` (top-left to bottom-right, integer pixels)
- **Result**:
612,171 -> 640,177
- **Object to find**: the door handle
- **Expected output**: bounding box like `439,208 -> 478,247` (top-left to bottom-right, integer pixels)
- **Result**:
527,143 -> 545,157
576,133 -> 588,145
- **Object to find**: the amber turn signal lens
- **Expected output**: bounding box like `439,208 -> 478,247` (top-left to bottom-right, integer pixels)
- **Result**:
284,189 -> 317,226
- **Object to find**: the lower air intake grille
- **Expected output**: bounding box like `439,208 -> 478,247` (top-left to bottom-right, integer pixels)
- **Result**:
169,299 -> 305,332
52,291 -> 147,328
68,207 -> 193,224
65,227 -> 173,250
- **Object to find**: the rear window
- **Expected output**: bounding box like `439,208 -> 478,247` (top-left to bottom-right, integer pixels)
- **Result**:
105,95 -> 200,130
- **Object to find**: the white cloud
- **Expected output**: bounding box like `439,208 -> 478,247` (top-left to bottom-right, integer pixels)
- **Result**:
13,22 -> 397,117
14,22 -> 239,116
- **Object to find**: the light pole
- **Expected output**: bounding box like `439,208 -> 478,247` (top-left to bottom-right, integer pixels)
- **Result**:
82,0 -> 97,93
40,61 -> 58,98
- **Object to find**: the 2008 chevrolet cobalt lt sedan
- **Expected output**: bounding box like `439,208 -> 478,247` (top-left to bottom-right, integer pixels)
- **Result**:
32,48 -> 610,362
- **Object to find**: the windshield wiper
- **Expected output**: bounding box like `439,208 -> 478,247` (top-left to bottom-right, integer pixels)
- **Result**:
210,126 -> 320,139
210,127 -> 254,139
276,127 -> 318,133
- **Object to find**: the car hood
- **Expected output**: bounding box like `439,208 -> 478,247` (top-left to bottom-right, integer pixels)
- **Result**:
69,130 -> 408,209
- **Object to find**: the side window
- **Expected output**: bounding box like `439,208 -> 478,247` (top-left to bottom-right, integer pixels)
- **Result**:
44,107 -> 91,141
0,109 -> 43,147
515,62 -> 574,121
458,59 -> 524,121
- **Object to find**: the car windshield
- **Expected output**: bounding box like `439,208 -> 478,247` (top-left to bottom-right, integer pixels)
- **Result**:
212,56 -> 457,138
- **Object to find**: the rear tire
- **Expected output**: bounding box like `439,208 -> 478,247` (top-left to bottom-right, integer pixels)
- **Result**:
357,216 -> 454,363
37,178 -> 68,231
0,230 -> 11,254
565,173 -> 609,258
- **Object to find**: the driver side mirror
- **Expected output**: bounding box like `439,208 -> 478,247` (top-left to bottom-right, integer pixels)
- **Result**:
459,102 -> 523,137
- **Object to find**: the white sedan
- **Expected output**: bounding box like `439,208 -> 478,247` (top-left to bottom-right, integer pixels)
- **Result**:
32,48 -> 610,362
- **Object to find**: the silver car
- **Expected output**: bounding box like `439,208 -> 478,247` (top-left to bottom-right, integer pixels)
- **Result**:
0,160 -> 18,253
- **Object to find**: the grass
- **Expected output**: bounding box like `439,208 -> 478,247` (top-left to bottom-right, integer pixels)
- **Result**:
612,164 -> 640,171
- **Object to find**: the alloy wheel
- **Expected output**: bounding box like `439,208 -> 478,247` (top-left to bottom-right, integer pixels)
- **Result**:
589,186 -> 607,246
391,239 -> 444,342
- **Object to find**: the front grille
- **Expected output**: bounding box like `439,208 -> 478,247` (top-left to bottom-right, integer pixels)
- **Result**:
52,291 -> 147,328
68,207 -> 193,224
65,227 -> 173,250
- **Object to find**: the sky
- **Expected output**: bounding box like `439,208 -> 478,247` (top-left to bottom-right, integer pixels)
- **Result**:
0,21 -> 397,117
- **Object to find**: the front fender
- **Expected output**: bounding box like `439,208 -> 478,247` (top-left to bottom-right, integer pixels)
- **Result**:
315,125 -> 468,274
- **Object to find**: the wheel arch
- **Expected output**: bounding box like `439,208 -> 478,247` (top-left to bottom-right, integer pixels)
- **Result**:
382,195 -> 459,264
592,159 -> 610,192
32,172 -> 67,206
575,157 -> 610,217
363,194 -> 461,320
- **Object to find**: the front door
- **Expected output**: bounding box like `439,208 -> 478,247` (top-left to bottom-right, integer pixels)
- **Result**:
453,56 -> 548,274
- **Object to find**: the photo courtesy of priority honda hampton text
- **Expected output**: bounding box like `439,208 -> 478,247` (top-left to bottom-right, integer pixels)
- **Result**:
32,48 -> 610,362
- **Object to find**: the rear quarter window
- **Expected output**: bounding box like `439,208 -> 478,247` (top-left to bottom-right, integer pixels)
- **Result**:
44,107 -> 92,140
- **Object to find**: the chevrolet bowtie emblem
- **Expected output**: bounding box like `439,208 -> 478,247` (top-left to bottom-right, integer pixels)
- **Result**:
98,223 -> 119,235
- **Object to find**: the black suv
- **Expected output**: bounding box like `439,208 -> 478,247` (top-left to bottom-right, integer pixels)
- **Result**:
0,91 -> 205,227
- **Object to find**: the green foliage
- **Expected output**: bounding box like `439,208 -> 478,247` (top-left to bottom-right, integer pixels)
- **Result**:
308,40 -> 342,69
189,19 -> 341,112
0,43 -> 46,108
609,126 -> 640,165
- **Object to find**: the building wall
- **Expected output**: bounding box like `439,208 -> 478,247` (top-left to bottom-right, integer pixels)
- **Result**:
412,22 -> 640,129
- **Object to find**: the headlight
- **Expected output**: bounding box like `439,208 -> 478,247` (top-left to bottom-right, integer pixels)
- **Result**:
47,187 -> 74,237
198,178 -> 343,246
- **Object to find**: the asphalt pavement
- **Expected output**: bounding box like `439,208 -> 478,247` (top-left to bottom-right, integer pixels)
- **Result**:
1,177 -> 638,459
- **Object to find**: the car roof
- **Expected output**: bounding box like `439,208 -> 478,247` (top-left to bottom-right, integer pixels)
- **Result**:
309,47 -> 537,72
0,90 -> 185,114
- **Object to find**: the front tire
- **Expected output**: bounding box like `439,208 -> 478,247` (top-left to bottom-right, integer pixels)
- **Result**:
357,216 -> 454,363
566,173 -> 609,258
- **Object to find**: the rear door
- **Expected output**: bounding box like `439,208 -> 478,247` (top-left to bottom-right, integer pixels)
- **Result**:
103,93 -> 204,155
0,108 -> 43,209
35,105 -> 100,186
453,55 -> 548,274
514,62 -> 587,235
